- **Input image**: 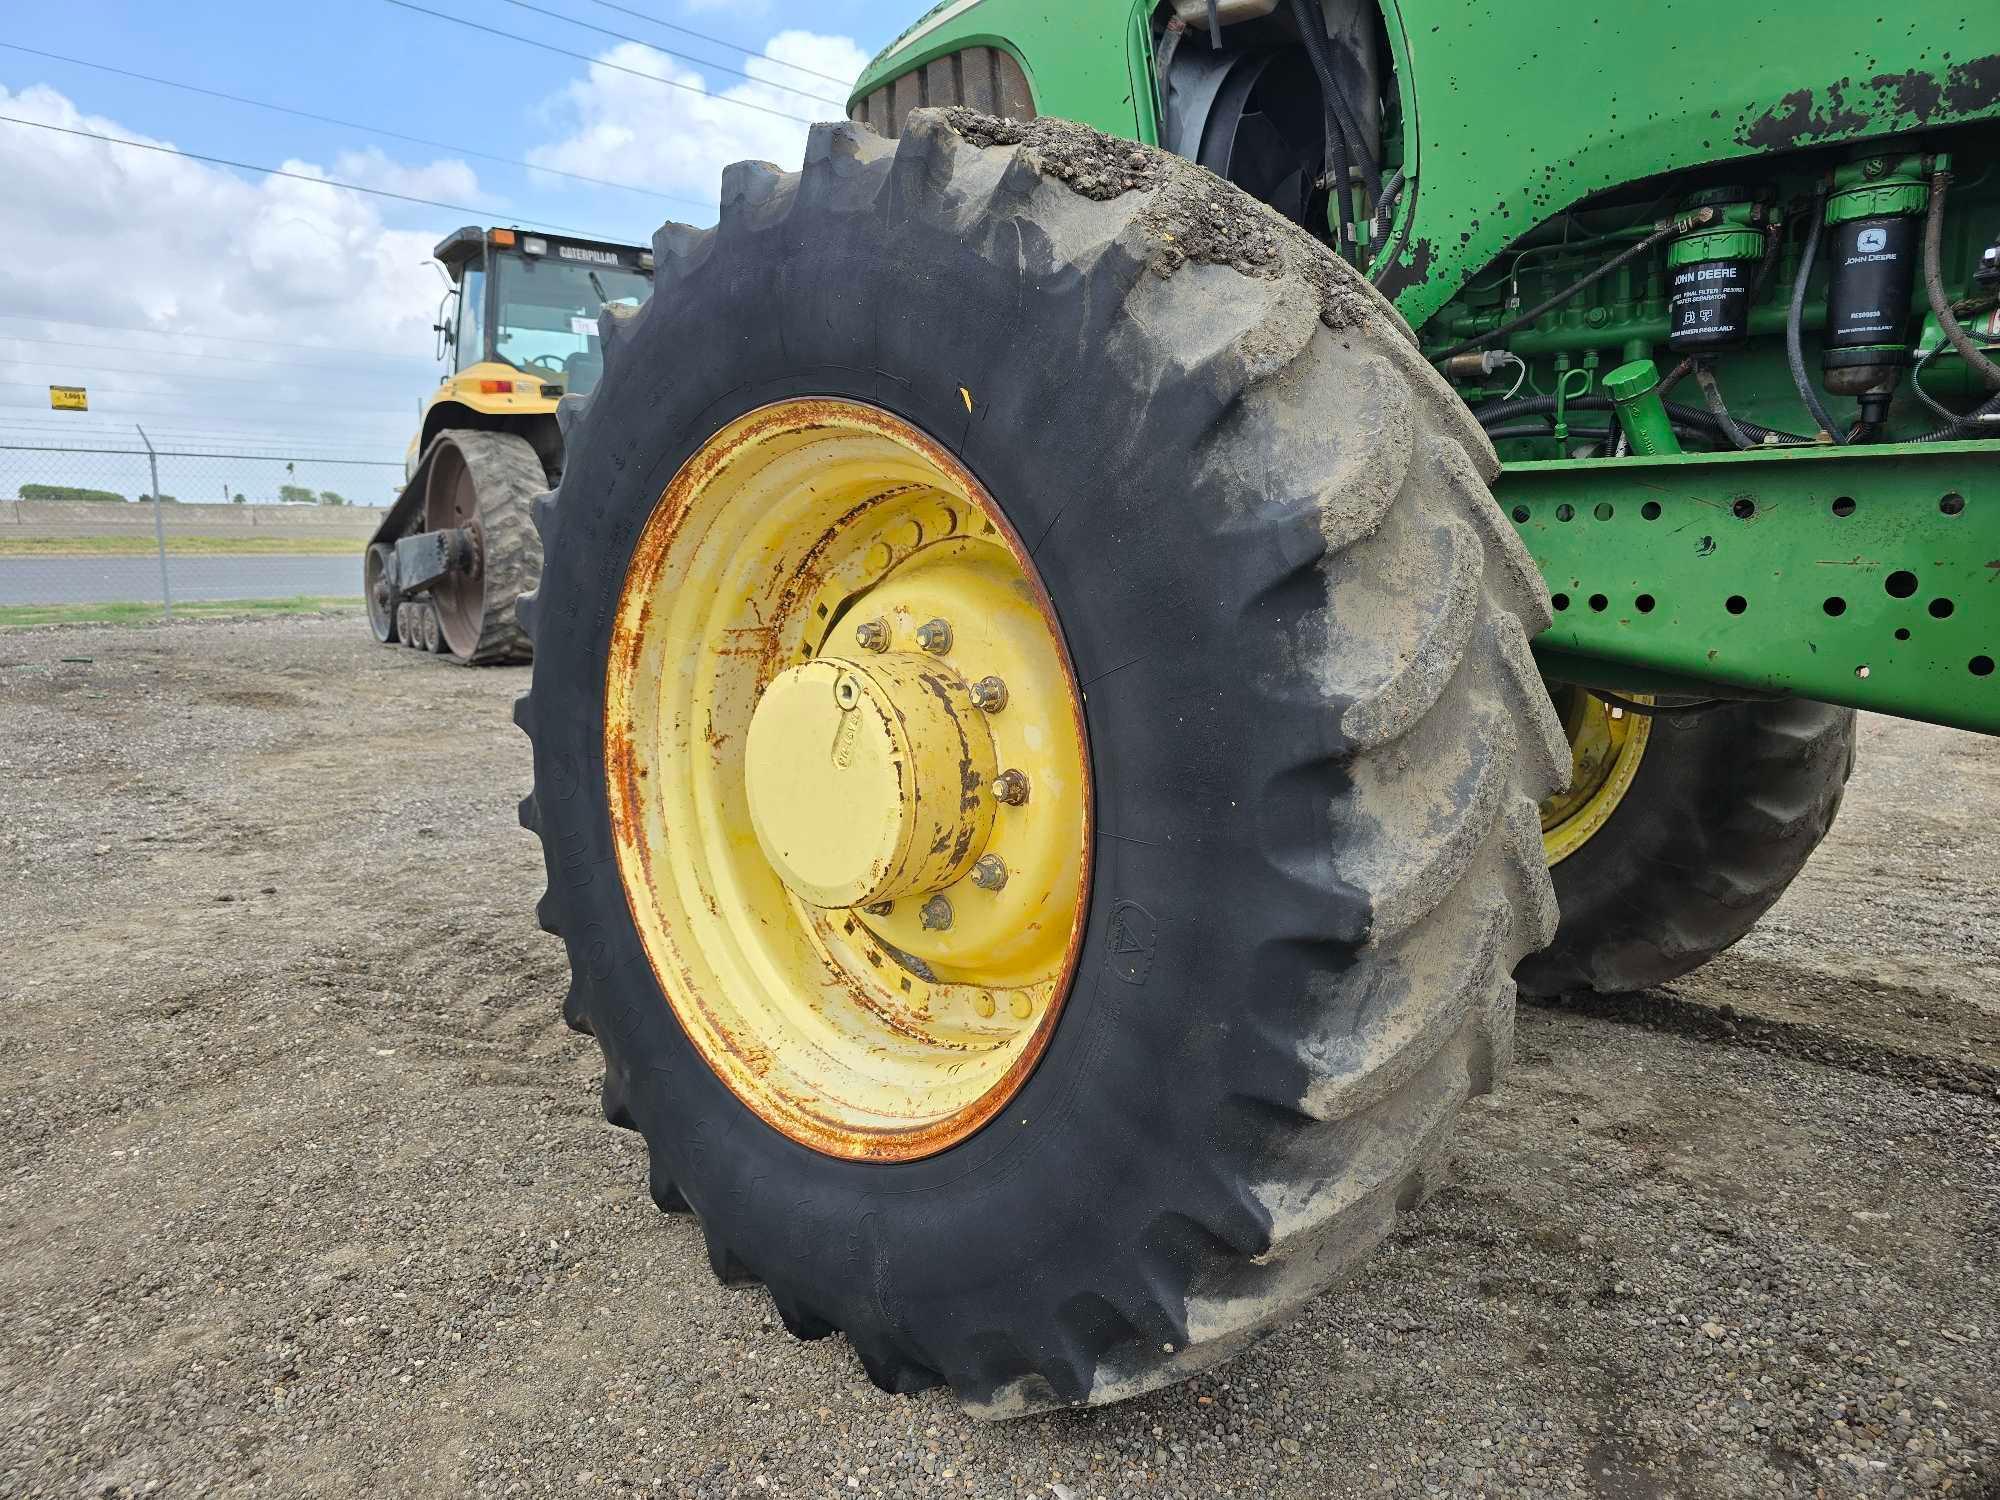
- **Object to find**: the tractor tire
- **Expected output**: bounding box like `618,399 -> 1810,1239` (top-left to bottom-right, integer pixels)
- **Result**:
1519,697 -> 1856,997
422,430 -> 541,664
515,111 -> 1568,1417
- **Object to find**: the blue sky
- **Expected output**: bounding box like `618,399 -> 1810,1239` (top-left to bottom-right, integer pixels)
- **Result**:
0,0 -> 910,466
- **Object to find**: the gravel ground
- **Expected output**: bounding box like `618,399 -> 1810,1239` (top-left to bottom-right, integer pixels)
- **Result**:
1,614 -> 1994,1500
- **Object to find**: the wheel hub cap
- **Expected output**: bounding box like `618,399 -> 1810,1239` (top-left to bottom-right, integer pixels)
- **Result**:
744,654 -> 997,910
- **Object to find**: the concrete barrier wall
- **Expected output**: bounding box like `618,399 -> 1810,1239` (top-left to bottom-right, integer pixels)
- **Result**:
0,500 -> 382,538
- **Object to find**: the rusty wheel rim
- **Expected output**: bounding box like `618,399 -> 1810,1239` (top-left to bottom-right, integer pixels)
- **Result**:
603,400 -> 1093,1161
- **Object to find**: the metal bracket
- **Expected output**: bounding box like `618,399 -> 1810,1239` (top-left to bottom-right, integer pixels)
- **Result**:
1495,439 -> 1999,734
394,527 -> 478,595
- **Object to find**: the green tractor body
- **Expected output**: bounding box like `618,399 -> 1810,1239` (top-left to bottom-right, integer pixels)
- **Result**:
853,1 -> 2000,730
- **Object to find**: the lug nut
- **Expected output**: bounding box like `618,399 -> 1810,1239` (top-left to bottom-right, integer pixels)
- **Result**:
1009,993 -> 1033,1021
973,991 -> 996,1019
991,768 -> 1030,806
914,618 -> 953,655
968,675 -> 1009,713
863,899 -> 894,916
919,894 -> 954,931
854,618 -> 889,653
970,853 -> 1008,891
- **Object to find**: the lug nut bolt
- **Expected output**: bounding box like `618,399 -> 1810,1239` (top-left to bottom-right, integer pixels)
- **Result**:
991,769 -> 1030,806
968,675 -> 1009,713
973,991 -> 996,1019
914,618 -> 953,655
854,618 -> 889,653
864,899 -> 894,916
970,853 -> 1008,891
919,894 -> 954,931
1009,993 -> 1033,1021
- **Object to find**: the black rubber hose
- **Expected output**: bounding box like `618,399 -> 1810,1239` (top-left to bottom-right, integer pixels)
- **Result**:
1471,393 -> 1810,447
1922,170 -> 2000,392
1433,215 -> 1697,362
1289,0 -> 1366,262
1786,189 -> 1845,444
1693,360 -> 1763,451
1367,169 -> 1405,259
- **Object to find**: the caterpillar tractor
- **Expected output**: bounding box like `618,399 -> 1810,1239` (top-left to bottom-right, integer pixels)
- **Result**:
363,226 -> 653,662
511,1 -> 2000,1417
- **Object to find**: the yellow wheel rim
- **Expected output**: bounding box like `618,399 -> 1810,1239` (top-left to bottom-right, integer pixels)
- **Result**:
1540,685 -> 1652,865
605,399 -> 1092,1161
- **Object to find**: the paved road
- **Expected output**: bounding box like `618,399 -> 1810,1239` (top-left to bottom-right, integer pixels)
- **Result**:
0,554 -> 358,605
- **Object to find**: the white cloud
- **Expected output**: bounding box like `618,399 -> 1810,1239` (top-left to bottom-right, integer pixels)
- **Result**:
527,32 -> 869,217
0,83 -> 484,450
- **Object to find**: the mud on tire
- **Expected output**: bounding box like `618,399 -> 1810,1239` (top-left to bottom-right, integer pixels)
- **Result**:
515,110 -> 1569,1415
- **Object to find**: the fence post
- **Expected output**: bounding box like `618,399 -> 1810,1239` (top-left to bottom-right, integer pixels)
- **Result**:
135,425 -> 172,620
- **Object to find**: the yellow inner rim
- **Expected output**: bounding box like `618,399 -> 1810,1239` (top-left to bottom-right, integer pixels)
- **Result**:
1540,685 -> 1653,865
604,399 -> 1092,1161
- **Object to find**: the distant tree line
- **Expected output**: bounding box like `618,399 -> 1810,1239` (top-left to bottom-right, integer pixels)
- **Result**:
16,484 -> 357,505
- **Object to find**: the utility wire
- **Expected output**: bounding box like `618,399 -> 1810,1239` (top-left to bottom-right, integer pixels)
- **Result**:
0,41 -> 712,211
381,1 -> 818,126
0,311 -> 432,362
0,333 -> 427,374
0,114 -> 617,238
573,0 -> 856,86
493,0 -> 847,106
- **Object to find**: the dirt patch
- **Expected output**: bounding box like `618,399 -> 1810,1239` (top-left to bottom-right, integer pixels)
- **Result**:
0,617 -> 1995,1498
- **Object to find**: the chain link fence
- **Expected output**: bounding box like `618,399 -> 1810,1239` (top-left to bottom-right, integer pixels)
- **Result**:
0,430 -> 399,622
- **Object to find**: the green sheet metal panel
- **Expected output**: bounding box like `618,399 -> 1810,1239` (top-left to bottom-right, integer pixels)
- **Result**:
1497,441 -> 2000,732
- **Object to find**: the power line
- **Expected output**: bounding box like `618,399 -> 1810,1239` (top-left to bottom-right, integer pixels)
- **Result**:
573,0 -> 857,87
0,41 -> 712,212
492,0 -> 846,106
0,114 -> 617,238
0,311 -> 432,362
0,333 -> 432,375
381,1 -> 819,126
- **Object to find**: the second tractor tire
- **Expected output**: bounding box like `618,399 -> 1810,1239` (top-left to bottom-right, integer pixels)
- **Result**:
1520,697 -> 1857,996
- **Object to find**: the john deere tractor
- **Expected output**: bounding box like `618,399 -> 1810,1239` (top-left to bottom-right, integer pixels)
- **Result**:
363,226 -> 653,662
511,1 -> 2000,1415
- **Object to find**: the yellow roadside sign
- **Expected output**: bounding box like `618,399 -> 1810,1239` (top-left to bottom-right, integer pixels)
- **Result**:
49,385 -> 88,411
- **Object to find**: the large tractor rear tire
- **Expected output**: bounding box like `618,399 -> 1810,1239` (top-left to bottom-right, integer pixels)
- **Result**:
1521,693 -> 1856,996
515,111 -> 1568,1416
422,430 -> 541,665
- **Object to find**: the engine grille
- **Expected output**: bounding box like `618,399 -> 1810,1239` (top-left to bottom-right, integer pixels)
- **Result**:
848,46 -> 1035,138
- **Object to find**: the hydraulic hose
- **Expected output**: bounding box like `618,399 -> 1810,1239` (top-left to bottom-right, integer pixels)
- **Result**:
1471,393 -> 1810,448
1366,169 -> 1405,260
1433,213 -> 1704,363
1922,169 -> 2000,392
1786,188 -> 1845,444
1289,0 -> 1365,262
1693,360 -> 1763,451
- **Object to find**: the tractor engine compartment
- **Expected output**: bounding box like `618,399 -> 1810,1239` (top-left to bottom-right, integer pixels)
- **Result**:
1157,4 -> 2000,459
